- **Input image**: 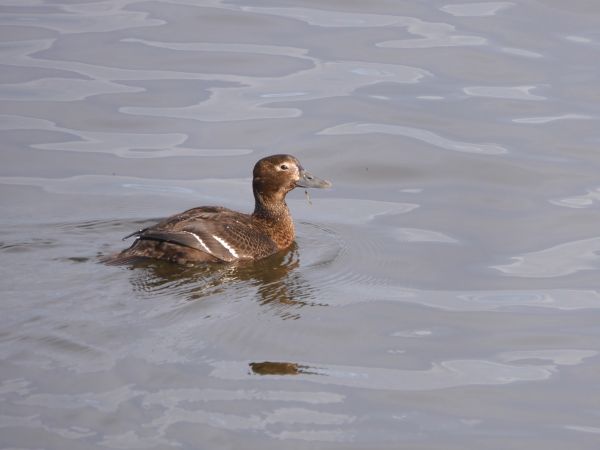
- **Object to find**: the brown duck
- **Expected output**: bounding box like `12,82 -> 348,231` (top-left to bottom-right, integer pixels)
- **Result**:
114,154 -> 331,265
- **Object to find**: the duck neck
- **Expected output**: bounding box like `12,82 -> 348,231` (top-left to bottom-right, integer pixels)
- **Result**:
252,188 -> 295,249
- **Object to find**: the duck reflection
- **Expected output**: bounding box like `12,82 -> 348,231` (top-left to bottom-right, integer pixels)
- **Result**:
123,243 -> 323,318
249,361 -> 319,376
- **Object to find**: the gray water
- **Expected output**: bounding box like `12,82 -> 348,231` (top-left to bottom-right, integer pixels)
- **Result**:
2,1 -> 600,448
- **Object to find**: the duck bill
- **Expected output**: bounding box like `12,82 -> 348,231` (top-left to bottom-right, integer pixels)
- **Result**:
296,170 -> 332,189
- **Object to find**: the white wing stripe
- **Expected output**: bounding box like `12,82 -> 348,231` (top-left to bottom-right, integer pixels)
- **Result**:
182,231 -> 211,254
212,235 -> 239,258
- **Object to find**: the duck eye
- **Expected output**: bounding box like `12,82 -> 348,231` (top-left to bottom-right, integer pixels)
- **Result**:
280,164 -> 289,170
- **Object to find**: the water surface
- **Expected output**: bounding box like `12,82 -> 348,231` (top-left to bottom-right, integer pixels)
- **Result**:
2,1 -> 600,449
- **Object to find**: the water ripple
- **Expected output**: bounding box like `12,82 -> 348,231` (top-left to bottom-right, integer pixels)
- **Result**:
319,122 -> 508,155
0,0 -> 164,34
213,348 -> 597,390
499,47 -> 544,59
333,285 -> 600,311
120,38 -> 312,59
551,186 -> 600,208
245,6 -> 488,49
240,6 -> 438,29
393,227 -> 459,243
0,77 -> 142,101
1,114 -> 251,157
120,59 -> 430,122
463,85 -> 547,100
513,113 -> 594,124
4,36 -> 430,123
492,237 -> 600,278
440,2 -> 515,17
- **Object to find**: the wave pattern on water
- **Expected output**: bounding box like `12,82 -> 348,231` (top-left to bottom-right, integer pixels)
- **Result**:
3,0 -> 600,448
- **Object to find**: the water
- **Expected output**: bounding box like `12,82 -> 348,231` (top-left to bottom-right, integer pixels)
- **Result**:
2,1 -> 600,448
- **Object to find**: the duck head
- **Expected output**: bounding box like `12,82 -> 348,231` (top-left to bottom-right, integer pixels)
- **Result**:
252,154 -> 331,198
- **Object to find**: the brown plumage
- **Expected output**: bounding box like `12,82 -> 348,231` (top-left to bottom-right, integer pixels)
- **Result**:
109,154 -> 331,265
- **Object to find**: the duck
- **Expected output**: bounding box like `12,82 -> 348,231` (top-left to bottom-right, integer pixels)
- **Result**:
113,154 -> 331,265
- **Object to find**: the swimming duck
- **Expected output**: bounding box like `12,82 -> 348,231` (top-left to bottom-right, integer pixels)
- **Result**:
114,154 -> 331,264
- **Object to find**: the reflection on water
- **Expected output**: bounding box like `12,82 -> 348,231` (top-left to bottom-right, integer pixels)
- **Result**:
250,361 -> 315,376
123,242 -> 323,319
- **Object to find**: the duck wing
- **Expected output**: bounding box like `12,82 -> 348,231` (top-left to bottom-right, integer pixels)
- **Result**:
125,207 -> 278,262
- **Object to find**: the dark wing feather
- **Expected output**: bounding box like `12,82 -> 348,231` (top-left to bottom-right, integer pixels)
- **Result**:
122,228 -> 148,241
126,207 -> 278,262
132,229 -> 212,251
